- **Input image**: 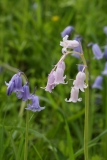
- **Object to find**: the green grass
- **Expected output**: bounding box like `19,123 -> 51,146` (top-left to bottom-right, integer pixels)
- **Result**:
0,0 -> 107,159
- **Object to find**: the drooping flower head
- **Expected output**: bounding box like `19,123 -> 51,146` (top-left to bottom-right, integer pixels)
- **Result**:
73,71 -> 87,92
102,62 -> 107,76
61,26 -> 74,38
92,44 -> 103,59
92,76 -> 103,90
16,82 -> 31,101
5,72 -> 23,95
65,87 -> 82,103
54,61 -> 67,85
60,35 -> 79,54
25,95 -> 45,112
44,70 -> 56,93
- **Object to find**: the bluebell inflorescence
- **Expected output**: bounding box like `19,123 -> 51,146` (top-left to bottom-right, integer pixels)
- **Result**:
5,72 -> 45,112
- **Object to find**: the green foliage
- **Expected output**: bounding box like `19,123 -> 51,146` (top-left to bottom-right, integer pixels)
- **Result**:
0,0 -> 107,159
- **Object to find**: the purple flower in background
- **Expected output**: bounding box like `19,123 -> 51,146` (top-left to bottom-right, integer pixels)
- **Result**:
16,83 -> 31,101
61,26 -> 74,38
103,26 -> 107,35
92,44 -> 103,59
102,62 -> 107,76
77,64 -> 85,72
103,46 -> 107,60
5,73 -> 23,95
72,36 -> 82,58
92,76 -> 103,90
25,95 -> 45,112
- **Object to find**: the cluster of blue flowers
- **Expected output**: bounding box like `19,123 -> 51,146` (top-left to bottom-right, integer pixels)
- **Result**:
5,72 -> 45,112
91,27 -> 107,90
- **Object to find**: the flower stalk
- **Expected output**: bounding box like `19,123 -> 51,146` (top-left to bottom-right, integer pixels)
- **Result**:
81,54 -> 89,160
24,111 -> 29,160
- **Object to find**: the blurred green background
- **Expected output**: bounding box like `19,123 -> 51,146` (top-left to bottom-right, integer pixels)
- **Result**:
0,0 -> 107,159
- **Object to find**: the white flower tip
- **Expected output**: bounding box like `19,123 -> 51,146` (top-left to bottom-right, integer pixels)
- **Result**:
63,35 -> 69,41
40,87 -> 45,89
62,48 -> 67,54
5,81 -> 9,86
78,98 -> 82,102
65,98 -> 71,102
60,42 -> 63,46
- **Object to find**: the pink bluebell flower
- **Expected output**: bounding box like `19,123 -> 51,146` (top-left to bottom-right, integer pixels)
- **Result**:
92,44 -> 103,59
5,73 -> 23,95
65,87 -> 82,103
54,61 -> 67,85
73,71 -> 87,92
44,70 -> 56,93
25,95 -> 45,112
60,35 -> 79,54
61,26 -> 74,38
92,76 -> 103,90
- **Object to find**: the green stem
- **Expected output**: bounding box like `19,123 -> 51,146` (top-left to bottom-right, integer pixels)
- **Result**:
24,111 -> 29,160
81,54 -> 89,160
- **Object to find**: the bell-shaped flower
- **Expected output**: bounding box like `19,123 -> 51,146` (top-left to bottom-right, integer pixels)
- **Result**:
102,62 -> 107,76
103,46 -> 107,60
72,36 -> 82,59
92,44 -> 103,59
5,73 -> 23,95
103,26 -> 107,35
25,95 -> 45,112
61,26 -> 74,38
65,87 -> 82,103
54,61 -> 67,85
43,70 -> 56,93
16,83 -> 31,101
73,71 -> 87,92
77,64 -> 85,72
92,76 -> 103,90
60,35 -> 79,53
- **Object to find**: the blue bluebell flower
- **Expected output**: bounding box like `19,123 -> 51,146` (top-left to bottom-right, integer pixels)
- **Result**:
103,26 -> 107,35
102,62 -> 107,76
77,64 -> 85,72
25,95 -> 45,112
72,36 -> 82,58
103,46 -> 107,60
92,44 -> 103,59
16,82 -> 31,101
61,26 -> 74,38
5,73 -> 23,95
92,76 -> 103,90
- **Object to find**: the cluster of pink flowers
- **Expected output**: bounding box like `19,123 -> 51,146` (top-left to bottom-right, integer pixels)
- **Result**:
42,35 -> 87,103
65,71 -> 87,103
